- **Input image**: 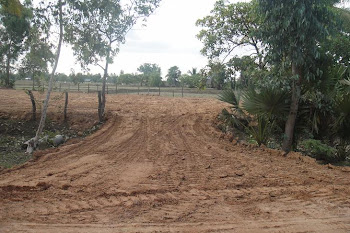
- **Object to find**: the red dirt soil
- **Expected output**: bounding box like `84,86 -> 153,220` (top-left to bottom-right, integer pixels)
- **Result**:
0,89 -> 350,232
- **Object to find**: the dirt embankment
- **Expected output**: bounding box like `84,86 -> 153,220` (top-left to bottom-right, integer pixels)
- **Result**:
0,89 -> 349,232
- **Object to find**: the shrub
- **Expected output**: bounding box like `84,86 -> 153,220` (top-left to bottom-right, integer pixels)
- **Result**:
300,139 -> 340,163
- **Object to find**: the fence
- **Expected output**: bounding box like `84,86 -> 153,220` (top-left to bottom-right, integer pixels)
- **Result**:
14,80 -> 223,98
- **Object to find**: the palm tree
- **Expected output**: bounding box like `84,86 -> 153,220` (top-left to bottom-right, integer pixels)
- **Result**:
187,67 -> 197,76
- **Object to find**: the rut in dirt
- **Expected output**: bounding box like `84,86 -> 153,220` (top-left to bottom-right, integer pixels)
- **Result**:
0,94 -> 350,232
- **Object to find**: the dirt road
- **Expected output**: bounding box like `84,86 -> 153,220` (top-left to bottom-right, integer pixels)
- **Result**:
0,91 -> 350,232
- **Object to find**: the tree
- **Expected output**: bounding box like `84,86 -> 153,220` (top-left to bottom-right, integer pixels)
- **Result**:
137,63 -> 161,86
180,68 -> 206,89
207,62 -> 227,90
0,0 -> 31,87
196,0 -> 266,74
257,0 -> 338,153
117,72 -> 140,85
0,0 -> 22,16
20,25 -> 54,90
166,66 -> 181,87
26,0 -> 64,153
65,0 -> 161,122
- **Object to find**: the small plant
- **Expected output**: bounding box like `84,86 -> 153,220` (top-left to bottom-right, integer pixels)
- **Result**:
300,139 -> 340,163
245,116 -> 273,146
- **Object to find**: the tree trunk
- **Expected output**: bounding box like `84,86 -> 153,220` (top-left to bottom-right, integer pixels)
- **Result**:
5,54 -> 11,87
98,91 -> 102,121
32,73 -> 35,90
64,91 -> 68,122
27,0 -> 64,153
99,42 -> 111,122
282,63 -> 302,153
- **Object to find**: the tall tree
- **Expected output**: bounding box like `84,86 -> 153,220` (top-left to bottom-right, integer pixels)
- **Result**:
196,0 -> 266,71
257,0 -> 337,153
137,63 -> 161,86
166,66 -> 181,87
0,0 -> 31,87
65,0 -> 161,122
27,0 -> 64,153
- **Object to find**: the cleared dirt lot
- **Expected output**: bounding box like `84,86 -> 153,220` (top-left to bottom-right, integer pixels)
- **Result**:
0,89 -> 350,232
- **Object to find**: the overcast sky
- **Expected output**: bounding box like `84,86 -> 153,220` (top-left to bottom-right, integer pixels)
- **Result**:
57,0 -> 220,76
56,0 -> 349,77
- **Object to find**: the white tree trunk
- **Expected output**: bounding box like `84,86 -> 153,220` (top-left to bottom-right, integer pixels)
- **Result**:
27,0 -> 63,153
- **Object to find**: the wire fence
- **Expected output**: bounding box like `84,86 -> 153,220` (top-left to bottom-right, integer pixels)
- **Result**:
14,80 -> 223,99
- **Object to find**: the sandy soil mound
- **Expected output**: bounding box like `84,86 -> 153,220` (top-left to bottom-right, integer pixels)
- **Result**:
0,90 -> 349,232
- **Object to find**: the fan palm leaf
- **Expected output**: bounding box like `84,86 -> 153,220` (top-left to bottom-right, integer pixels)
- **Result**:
241,87 -> 290,118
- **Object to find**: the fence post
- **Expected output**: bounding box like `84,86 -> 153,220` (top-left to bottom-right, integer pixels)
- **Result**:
116,83 -> 118,94
182,85 -> 184,98
107,85 -> 109,94
173,90 -> 174,97
59,83 -> 61,92
148,85 -> 150,95
64,91 -> 68,122
88,83 -> 90,93
138,86 -> 139,95
159,86 -> 160,96
68,83 -> 70,91
97,84 -> 99,91
78,83 -> 80,92
98,91 -> 102,122
27,90 -> 36,121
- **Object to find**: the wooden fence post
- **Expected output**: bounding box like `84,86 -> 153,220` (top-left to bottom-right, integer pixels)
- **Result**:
27,90 -> 36,121
182,85 -> 184,97
173,90 -> 174,97
78,83 -> 80,92
59,83 -> 61,92
138,86 -> 139,95
159,86 -> 160,96
64,91 -> 68,122
88,83 -> 90,93
98,91 -> 103,122
107,85 -> 109,94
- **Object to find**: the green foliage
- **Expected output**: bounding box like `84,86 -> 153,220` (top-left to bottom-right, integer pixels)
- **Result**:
196,0 -> 264,68
332,93 -> 350,139
0,0 -> 31,87
137,63 -> 161,86
0,0 -> 22,17
300,139 -> 342,162
241,88 -> 290,118
246,116 -> 273,146
65,0 -> 161,83
117,73 -> 140,85
166,66 -> 181,87
180,68 -> 206,89
218,89 -> 240,108
20,25 -> 54,85
258,0 -> 335,69
206,62 -> 227,90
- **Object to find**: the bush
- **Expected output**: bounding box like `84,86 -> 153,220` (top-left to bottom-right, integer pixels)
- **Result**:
300,139 -> 341,163
246,117 -> 274,146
